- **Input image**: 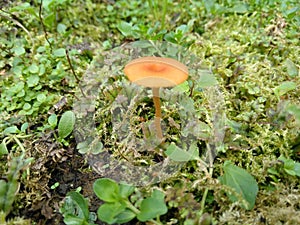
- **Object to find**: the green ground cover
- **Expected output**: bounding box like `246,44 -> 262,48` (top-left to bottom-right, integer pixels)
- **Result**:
0,0 -> 299,224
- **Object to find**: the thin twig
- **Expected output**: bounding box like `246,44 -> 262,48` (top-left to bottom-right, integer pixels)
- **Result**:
65,49 -> 86,98
65,49 -> 80,82
39,0 -> 52,49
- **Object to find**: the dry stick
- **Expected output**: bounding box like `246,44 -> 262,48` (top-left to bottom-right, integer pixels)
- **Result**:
39,0 -> 52,50
152,87 -> 163,139
65,49 -> 86,98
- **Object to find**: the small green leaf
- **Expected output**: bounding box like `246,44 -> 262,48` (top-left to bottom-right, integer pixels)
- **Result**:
218,161 -> 258,210
13,46 -> 25,56
48,114 -> 58,128
114,209 -> 136,224
119,183 -> 135,198
198,70 -> 218,88
4,126 -> 20,134
37,93 -> 47,103
20,123 -> 29,132
27,75 -> 40,87
294,163 -> 300,177
63,215 -> 88,225
97,202 -> 127,224
117,21 -> 133,37
165,143 -> 199,162
230,3 -> 248,13
90,141 -> 104,154
23,103 -> 31,110
287,104 -> 300,122
93,178 -> 120,202
66,191 -> 90,220
173,81 -> 189,93
53,48 -> 66,57
278,155 -> 300,177
77,141 -> 89,154
274,81 -> 297,97
137,189 -> 168,221
58,111 -> 75,139
284,58 -> 298,77
0,141 -> 8,156
57,23 -> 67,34
28,64 -> 39,74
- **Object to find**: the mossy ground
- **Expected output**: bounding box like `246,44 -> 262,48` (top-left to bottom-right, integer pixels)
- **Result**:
0,0 -> 299,224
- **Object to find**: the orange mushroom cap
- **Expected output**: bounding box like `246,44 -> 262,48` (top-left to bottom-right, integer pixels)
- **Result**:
124,56 -> 188,88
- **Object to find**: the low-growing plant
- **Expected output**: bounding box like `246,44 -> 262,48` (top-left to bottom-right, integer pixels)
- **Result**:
0,126 -> 33,223
39,110 -> 75,146
60,191 -> 97,225
61,178 -> 168,225
93,178 -> 167,225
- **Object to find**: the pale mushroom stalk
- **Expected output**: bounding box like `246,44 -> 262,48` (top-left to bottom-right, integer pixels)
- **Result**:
152,87 -> 163,139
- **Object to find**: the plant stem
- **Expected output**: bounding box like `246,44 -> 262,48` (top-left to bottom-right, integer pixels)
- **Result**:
125,200 -> 163,225
199,166 -> 214,215
125,200 -> 140,215
152,87 -> 163,139
161,0 -> 168,30
12,135 -> 26,153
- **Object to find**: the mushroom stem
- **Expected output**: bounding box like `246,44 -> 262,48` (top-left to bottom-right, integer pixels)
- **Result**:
152,87 -> 163,139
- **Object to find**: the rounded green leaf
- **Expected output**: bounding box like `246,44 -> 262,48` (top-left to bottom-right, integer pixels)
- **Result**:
114,209 -> 136,224
93,178 -> 119,202
137,190 -> 168,221
53,48 -> 66,57
57,23 -> 67,34
48,114 -> 58,128
37,93 -> 47,103
58,111 -> 75,139
119,183 -> 135,198
28,64 -> 39,74
117,21 -> 133,37
13,46 -> 25,56
97,202 -> 126,224
27,75 -> 40,87
23,103 -> 31,110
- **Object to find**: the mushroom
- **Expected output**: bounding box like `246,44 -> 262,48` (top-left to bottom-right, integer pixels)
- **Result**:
124,56 -> 188,140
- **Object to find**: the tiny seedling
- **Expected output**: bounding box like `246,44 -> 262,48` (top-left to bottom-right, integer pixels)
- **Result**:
93,178 -> 167,225
44,111 -> 75,146
60,191 -> 97,225
61,178 -> 168,225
